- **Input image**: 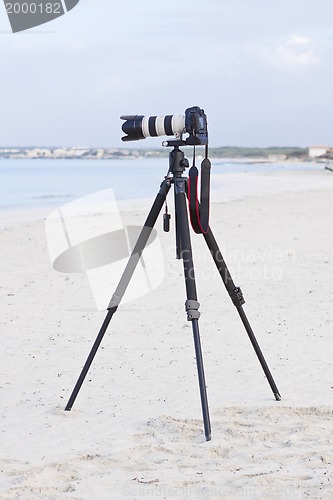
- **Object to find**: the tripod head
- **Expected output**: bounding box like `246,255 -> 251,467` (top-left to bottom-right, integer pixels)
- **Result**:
167,145 -> 189,177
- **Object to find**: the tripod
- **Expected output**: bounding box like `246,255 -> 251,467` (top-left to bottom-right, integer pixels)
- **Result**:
65,145 -> 281,441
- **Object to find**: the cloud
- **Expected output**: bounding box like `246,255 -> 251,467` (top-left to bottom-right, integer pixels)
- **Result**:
259,34 -> 320,69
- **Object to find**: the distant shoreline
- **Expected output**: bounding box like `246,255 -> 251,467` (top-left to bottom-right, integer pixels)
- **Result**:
0,146 -> 312,162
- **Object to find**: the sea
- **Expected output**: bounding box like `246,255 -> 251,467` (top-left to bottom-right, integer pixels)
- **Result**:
0,157 -> 321,212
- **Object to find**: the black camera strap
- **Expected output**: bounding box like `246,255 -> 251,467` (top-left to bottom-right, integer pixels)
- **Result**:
188,147 -> 211,234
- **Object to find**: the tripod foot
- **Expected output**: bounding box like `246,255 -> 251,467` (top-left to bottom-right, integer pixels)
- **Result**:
274,392 -> 282,401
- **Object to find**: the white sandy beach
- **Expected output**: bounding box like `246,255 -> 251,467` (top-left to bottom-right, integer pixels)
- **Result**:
1,168 -> 333,499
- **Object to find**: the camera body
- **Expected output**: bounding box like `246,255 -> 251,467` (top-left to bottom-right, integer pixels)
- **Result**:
184,106 -> 208,145
121,106 -> 208,146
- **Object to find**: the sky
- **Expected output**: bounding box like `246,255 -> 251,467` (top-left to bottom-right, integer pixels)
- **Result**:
0,0 -> 332,148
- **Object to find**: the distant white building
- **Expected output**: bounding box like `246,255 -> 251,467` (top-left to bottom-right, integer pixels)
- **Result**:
26,148 -> 52,158
309,145 -> 330,158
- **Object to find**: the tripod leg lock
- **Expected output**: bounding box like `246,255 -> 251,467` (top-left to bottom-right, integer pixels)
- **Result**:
185,299 -> 201,320
231,287 -> 245,307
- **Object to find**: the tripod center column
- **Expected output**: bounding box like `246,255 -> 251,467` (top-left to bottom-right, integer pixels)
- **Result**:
174,176 -> 200,312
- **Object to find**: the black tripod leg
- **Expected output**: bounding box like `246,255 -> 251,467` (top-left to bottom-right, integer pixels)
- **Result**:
65,179 -> 171,411
174,178 -> 211,441
203,228 -> 281,401
65,307 -> 116,410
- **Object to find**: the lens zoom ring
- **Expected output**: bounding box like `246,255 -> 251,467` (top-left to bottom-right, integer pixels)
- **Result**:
164,116 -> 173,136
148,116 -> 158,137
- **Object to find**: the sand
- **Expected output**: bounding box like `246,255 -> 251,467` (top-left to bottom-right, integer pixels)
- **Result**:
0,168 -> 333,499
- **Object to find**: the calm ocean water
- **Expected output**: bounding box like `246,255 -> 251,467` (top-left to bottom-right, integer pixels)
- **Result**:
0,157 -> 319,211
